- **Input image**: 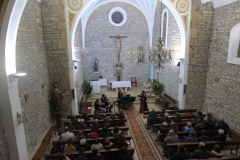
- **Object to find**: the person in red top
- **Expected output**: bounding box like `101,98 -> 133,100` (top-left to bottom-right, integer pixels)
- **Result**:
87,127 -> 99,139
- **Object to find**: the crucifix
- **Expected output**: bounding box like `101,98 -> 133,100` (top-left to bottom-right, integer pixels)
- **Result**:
110,34 -> 127,81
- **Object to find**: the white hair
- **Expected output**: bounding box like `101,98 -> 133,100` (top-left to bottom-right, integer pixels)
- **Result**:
164,113 -> 169,117
219,129 -> 224,134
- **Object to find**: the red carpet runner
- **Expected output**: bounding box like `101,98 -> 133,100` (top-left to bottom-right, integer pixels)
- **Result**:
125,109 -> 161,160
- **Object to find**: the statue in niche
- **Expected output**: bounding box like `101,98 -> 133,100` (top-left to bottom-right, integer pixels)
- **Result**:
49,82 -> 63,112
138,46 -> 144,63
94,57 -> 99,73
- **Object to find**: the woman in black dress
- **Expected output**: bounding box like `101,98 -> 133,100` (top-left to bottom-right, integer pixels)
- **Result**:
139,90 -> 149,113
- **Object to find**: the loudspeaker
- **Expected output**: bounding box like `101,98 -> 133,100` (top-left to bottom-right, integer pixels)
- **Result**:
184,85 -> 187,94
72,89 -> 75,99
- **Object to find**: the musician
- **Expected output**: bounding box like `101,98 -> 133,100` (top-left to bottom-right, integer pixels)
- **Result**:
94,99 -> 105,113
138,90 -> 149,113
118,89 -> 124,100
101,94 -> 112,113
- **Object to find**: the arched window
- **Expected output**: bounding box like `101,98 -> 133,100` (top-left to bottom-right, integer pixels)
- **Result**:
161,9 -> 168,48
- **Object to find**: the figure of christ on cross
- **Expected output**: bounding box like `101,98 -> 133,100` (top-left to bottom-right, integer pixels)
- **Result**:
110,34 -> 127,62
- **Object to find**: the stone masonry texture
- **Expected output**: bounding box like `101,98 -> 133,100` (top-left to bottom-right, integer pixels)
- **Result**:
203,1 -> 240,132
41,0 -> 72,108
153,3 -> 181,101
16,0 -> 53,158
0,110 -> 9,160
186,0 -> 213,110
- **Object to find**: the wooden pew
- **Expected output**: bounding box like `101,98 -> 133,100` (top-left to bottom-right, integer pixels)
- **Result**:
71,118 -> 127,127
44,147 -> 135,160
187,155 -> 240,160
67,113 -> 120,119
164,93 -> 177,104
58,126 -> 129,136
159,129 -> 229,142
166,140 -> 240,155
42,125 -> 56,148
144,109 -> 198,115
52,135 -> 132,147
155,94 -> 170,107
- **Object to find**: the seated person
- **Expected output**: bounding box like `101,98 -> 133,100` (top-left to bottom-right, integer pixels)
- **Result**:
87,127 -> 99,139
82,113 -> 90,121
160,113 -> 171,124
104,138 -> 116,149
183,122 -> 194,132
215,117 -> 229,129
76,130 -> 86,140
61,126 -> 75,140
89,149 -> 105,160
64,138 -> 77,153
94,99 -> 105,113
117,146 -> 133,160
195,111 -> 204,122
148,108 -> 158,118
173,112 -> 182,123
91,138 -> 103,151
170,144 -> 190,160
198,130 -> 210,142
111,126 -> 122,137
58,153 -> 71,160
116,134 -> 128,148
74,147 -> 89,160
65,121 -> 76,131
117,110 -> 126,126
211,129 -> 226,141
159,108 -> 166,117
77,138 -> 90,151
191,142 -> 210,159
194,119 -> 206,131
110,113 -> 117,126
162,130 -> 179,157
183,131 -> 198,142
209,144 -> 224,158
101,94 -> 112,113
99,126 -> 110,137
94,111 -> 102,120
76,119 -> 88,130
91,119 -> 102,129
103,118 -> 111,128
205,118 -> 216,130
155,121 -> 171,142
170,122 -> 179,133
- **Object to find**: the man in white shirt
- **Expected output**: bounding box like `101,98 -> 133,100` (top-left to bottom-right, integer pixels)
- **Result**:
60,126 -> 75,140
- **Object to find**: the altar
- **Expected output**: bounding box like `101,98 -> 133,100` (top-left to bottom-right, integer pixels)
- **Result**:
90,81 -> 100,93
111,81 -> 131,92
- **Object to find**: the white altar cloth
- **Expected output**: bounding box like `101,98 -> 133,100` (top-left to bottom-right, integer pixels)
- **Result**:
99,79 -> 107,86
111,81 -> 131,90
90,81 -> 100,93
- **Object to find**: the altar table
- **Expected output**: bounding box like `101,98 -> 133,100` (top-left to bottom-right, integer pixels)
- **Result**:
90,81 -> 100,93
111,81 -> 131,92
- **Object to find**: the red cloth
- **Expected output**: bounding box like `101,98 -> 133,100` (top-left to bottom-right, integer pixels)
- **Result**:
87,132 -> 99,139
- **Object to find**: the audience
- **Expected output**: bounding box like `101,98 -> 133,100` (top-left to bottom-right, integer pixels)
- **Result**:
111,126 -> 122,137
205,118 -> 216,130
159,108 -> 166,117
170,144 -> 190,160
87,127 -> 99,139
57,152 -> 70,160
64,138 -> 77,153
83,113 -> 90,121
117,110 -> 126,126
89,149 -> 105,160
94,99 -> 102,112
91,119 -> 102,129
215,117 -> 229,129
148,108 -> 158,118
116,134 -> 128,148
198,130 -> 210,142
99,126 -> 110,137
184,131 -> 198,142
204,112 -> 213,121
191,142 -> 209,159
194,119 -> 205,131
155,121 -> 171,142
77,138 -> 90,151
94,112 -> 102,120
104,138 -> 116,149
74,147 -> 89,160
76,130 -> 86,140
209,144 -> 224,158
160,113 -> 171,124
117,146 -> 133,160
61,126 -> 75,140
195,111 -> 204,122
183,122 -> 194,132
110,113 -> 117,126
103,118 -> 111,128
164,129 -> 179,143
91,138 -> 103,151
173,112 -> 182,123
77,119 -> 88,130
170,122 -> 179,133
211,129 -> 226,141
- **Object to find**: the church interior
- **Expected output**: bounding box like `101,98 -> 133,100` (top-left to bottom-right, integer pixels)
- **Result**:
1,0 -> 240,160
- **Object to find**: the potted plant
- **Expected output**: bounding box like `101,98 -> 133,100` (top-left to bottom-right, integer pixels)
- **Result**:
84,83 -> 93,98
99,75 -> 103,79
153,82 -> 164,95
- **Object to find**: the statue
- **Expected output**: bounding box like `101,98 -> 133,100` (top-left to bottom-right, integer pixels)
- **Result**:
138,46 -> 144,63
49,82 -> 63,112
94,57 -> 99,73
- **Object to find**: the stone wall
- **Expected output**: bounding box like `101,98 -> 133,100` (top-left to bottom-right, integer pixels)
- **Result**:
186,1 -> 213,109
41,0 -> 72,108
15,0 -> 53,158
83,3 -> 149,83
152,3 -> 181,101
0,110 -> 9,160
74,20 -> 84,106
204,1 -> 240,132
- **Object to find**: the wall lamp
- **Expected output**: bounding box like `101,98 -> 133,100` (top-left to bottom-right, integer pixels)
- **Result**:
17,111 -> 28,125
10,73 -> 27,78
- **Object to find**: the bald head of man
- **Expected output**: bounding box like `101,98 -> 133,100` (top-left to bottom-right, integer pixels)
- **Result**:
169,129 -> 174,135
199,142 -> 206,148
